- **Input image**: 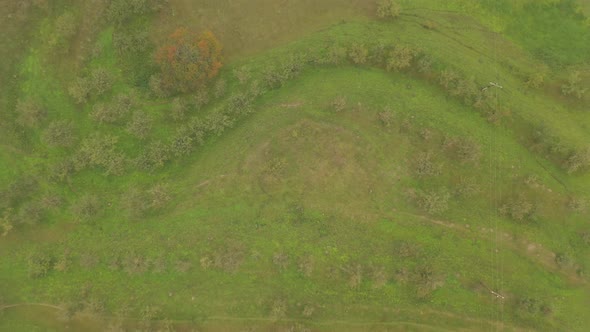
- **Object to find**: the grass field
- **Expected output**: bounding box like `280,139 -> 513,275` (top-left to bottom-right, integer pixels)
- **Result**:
0,0 -> 589,331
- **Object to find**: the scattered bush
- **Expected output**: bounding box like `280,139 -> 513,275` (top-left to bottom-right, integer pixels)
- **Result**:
378,110 -> 394,127
561,71 -> 586,99
270,298 -> 287,319
170,128 -> 195,157
416,188 -> 451,214
212,242 -> 246,273
330,96 -> 347,112
322,45 -> 348,65
565,147 -> 590,174
27,251 -> 54,278
348,43 -> 369,65
377,0 -> 401,19
443,136 -> 481,164
89,67 -> 114,97
17,202 -> 45,225
16,98 -> 46,128
148,74 -> 170,99
169,97 -> 187,121
297,255 -> 314,277
213,78 -> 227,99
126,110 -> 152,139
113,27 -> 149,57
372,266 -> 388,288
499,195 -> 536,222
455,177 -> 481,198
71,194 -> 102,222
413,151 -> 441,177
123,253 -> 150,274
233,66 -> 251,84
50,159 -> 75,182
347,263 -> 363,289
42,120 -> 76,147
568,196 -> 588,213
68,77 -> 92,104
525,72 -> 546,89
73,133 -> 126,175
272,252 -> 290,271
386,45 -> 416,71
135,141 -> 171,171
417,55 -> 434,73
0,209 -> 15,237
106,0 -> 166,24
49,11 -> 77,50
0,177 -> 38,209
413,264 -> 444,298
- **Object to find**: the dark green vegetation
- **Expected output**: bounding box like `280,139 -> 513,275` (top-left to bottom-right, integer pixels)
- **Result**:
1,0 -> 589,331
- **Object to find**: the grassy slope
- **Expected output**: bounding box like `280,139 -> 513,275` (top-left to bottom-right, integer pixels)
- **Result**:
1,1 -> 589,331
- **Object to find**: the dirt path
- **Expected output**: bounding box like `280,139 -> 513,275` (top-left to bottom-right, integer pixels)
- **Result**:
391,208 -> 585,285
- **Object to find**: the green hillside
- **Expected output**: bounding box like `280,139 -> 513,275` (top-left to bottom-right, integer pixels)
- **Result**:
1,1 -> 589,331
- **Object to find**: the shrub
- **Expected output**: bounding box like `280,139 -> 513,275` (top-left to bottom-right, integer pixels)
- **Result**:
377,0 -> 401,19
135,141 -> 171,171
212,242 -> 246,273
50,159 -> 75,182
297,255 -> 314,277
378,110 -> 394,127
73,133 -> 126,175
170,128 -> 195,157
386,45 -> 416,71
561,71 -> 586,99
42,120 -> 76,147
89,67 -> 114,97
348,43 -> 369,65
213,78 -> 227,99
417,55 -> 434,73
565,147 -> 590,174
71,194 -> 102,222
347,263 -> 363,289
525,71 -> 546,89
155,28 -> 222,93
0,209 -> 15,237
106,0 -> 165,24
416,188 -> 451,214
148,74 -> 169,99
18,202 -> 45,225
272,252 -> 289,271
455,177 -> 481,198
68,77 -> 92,104
233,66 -> 251,84
499,195 -> 536,222
413,151 -> 441,177
322,45 -> 348,65
28,251 -> 54,278
16,98 -> 46,127
270,298 -> 287,319
113,27 -> 149,57
126,110 -> 153,139
330,96 -> 347,112
372,266 -> 388,288
49,11 -> 77,50
455,138 -> 482,164
170,97 -> 187,121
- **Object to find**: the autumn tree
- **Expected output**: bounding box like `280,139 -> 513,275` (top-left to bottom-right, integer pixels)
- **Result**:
156,28 -> 223,93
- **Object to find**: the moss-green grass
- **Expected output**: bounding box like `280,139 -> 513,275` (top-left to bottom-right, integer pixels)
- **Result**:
1,1 -> 589,331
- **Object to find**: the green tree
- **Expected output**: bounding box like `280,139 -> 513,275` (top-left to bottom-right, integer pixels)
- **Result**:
377,0 -> 401,19
42,120 -> 76,147
155,28 -> 223,93
16,98 -> 46,127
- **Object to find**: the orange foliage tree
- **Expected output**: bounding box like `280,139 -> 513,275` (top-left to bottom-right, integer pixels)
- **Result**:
155,28 -> 222,93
